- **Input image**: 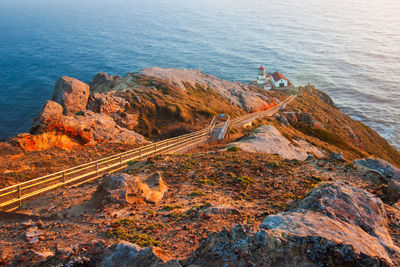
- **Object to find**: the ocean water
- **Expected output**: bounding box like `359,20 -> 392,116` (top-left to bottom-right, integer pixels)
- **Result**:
0,0 -> 399,149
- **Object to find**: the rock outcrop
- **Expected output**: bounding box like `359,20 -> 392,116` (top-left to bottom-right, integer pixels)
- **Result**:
354,158 -> 400,182
281,111 -> 318,128
297,182 -> 398,254
299,84 -> 335,106
92,172 -> 168,206
229,125 -> 324,160
89,72 -> 121,93
52,76 -> 90,115
15,75 -> 146,151
87,92 -> 139,130
185,182 -> 399,266
19,102 -> 145,151
140,67 -> 276,111
31,100 -> 64,131
102,241 -> 180,267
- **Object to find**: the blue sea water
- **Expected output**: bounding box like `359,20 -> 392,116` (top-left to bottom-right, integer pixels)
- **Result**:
0,0 -> 399,149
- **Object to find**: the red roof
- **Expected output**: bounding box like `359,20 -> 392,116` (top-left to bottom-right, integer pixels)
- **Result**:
271,72 -> 288,82
258,65 -> 265,71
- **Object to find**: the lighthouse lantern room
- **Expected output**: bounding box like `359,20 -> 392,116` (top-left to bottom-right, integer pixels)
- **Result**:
257,65 -> 266,84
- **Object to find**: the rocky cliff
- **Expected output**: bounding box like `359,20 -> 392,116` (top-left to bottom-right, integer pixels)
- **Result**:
9,68 -> 283,151
1,67 -> 400,266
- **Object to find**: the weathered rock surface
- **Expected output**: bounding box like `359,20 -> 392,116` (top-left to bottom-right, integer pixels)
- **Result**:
87,92 -> 139,130
21,78 -> 146,151
297,182 -> 399,254
18,109 -> 146,151
281,111 -> 318,128
329,152 -> 346,162
87,92 -> 128,114
230,125 -> 324,160
140,67 -> 275,111
199,205 -> 241,217
102,241 -> 181,267
90,72 -> 121,93
31,100 -> 64,131
52,76 -> 90,115
68,111 -> 144,144
93,172 -> 168,206
262,211 -> 392,266
388,179 -> 400,202
354,158 -> 400,182
185,182 -> 399,266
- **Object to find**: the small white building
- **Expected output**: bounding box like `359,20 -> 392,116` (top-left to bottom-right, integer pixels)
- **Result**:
257,65 -> 266,85
271,72 -> 288,88
264,83 -> 272,90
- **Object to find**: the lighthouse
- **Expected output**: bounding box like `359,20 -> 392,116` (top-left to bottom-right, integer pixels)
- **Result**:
257,65 -> 266,84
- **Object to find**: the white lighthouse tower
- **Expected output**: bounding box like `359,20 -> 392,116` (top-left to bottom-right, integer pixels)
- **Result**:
257,65 -> 266,84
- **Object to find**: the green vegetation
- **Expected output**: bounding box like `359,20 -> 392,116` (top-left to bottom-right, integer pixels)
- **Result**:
198,177 -> 217,186
107,218 -> 162,247
169,211 -> 184,220
304,176 -> 323,188
189,190 -> 206,197
267,160 -> 287,169
107,228 -> 161,247
227,146 -> 241,152
147,209 -> 155,215
233,175 -> 254,187
163,204 -> 183,211
144,223 -> 166,230
295,124 -> 364,157
132,75 -> 245,138
114,218 -> 135,227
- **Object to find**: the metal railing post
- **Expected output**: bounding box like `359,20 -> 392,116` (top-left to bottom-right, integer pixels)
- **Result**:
96,162 -> 99,177
120,155 -> 122,166
17,185 -> 21,206
60,171 -> 66,188
139,148 -> 141,159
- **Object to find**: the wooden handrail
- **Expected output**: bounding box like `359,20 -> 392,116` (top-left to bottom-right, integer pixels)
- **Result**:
0,95 -> 296,211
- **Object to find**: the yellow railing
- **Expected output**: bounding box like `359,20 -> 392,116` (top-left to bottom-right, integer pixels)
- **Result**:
0,95 -> 295,212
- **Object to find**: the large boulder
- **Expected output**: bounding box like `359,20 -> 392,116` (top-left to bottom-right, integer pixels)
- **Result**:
354,158 -> 400,182
229,125 -> 324,160
185,183 -> 399,266
71,111 -> 143,144
31,100 -> 64,133
93,172 -> 168,206
24,104 -> 146,151
102,241 -> 180,267
297,182 -> 398,253
52,76 -> 90,115
261,211 -> 392,266
188,222 -> 392,267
